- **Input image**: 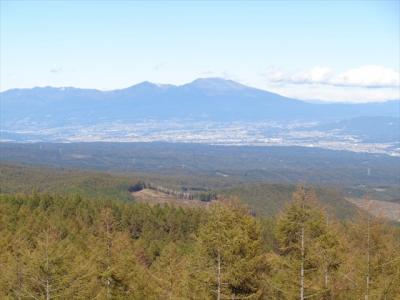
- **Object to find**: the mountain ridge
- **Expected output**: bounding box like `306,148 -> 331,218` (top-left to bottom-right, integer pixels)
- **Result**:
1,78 -> 399,127
3,77 -> 399,104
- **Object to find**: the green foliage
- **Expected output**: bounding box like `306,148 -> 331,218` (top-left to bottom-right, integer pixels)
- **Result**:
2,142 -> 399,189
189,202 -> 267,299
0,163 -> 135,202
341,212 -> 400,298
0,188 -> 398,299
221,183 -> 357,219
1,163 -> 357,220
270,187 -> 341,298
0,193 -> 204,299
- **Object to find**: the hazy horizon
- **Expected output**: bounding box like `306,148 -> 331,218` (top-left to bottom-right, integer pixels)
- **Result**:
2,76 -> 399,105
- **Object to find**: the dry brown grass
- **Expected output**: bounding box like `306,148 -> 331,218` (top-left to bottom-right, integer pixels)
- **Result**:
346,198 -> 400,222
131,188 -> 213,208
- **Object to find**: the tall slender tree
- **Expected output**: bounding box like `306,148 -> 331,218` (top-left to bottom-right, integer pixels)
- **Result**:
271,186 -> 341,299
343,207 -> 400,299
190,201 -> 267,299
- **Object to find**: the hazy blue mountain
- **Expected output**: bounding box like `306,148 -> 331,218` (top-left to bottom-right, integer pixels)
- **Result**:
314,116 -> 400,143
1,78 -> 399,127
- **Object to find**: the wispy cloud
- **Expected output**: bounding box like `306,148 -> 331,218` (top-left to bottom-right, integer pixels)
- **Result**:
264,83 -> 400,103
153,63 -> 165,71
265,65 -> 400,88
50,67 -> 63,74
200,70 -> 215,76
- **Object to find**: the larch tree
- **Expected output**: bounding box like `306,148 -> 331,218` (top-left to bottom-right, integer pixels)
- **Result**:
272,186 -> 341,299
344,207 -> 400,299
190,200 -> 267,299
17,219 -> 85,299
149,242 -> 189,300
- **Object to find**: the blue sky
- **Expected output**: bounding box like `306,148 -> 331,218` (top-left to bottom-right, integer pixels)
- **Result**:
1,0 -> 399,102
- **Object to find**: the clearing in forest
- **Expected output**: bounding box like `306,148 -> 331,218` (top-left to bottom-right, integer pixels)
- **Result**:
131,188 -> 213,208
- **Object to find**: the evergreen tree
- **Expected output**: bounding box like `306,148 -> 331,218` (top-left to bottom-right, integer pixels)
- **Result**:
271,186 -> 341,299
149,242 -> 189,299
190,201 -> 267,299
17,219 -> 91,299
1,191 -> 399,299
342,208 -> 400,299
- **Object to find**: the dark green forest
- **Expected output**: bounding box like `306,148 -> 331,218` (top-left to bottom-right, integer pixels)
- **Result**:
1,187 -> 399,299
2,142 -> 399,189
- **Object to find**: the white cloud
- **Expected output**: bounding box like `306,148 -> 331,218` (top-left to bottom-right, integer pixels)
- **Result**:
258,65 -> 400,103
292,66 -> 334,84
332,65 -> 400,87
263,83 -> 400,103
266,65 -> 400,88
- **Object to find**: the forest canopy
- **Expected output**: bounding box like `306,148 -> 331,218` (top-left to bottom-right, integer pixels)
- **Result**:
0,188 -> 399,299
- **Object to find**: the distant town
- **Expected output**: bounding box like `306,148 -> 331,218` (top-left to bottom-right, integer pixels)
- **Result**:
2,120 -> 398,156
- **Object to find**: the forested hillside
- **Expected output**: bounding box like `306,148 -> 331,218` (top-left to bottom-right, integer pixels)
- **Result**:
0,163 -> 136,201
0,163 -> 357,219
0,188 -> 399,299
2,142 -> 399,188
221,183 -> 357,219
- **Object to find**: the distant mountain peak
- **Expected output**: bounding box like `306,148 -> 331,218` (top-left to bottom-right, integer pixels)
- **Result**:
131,81 -> 158,88
184,77 -> 249,92
126,81 -> 175,91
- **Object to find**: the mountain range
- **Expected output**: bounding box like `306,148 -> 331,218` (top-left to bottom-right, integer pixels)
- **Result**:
1,78 -> 399,126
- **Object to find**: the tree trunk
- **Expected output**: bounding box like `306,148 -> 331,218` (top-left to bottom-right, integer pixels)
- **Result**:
46,279 -> 50,300
324,266 -> 329,289
16,254 -> 23,300
365,216 -> 370,300
106,217 -> 112,300
45,230 -> 50,300
300,226 -> 305,300
217,249 -> 221,300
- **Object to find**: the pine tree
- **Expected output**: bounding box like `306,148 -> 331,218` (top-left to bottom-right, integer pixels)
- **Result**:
190,201 -> 266,299
149,242 -> 189,300
15,218 -> 90,299
342,207 -> 400,299
271,186 -> 341,299
92,207 -> 122,299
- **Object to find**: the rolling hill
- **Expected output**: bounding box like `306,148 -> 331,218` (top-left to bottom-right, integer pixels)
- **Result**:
0,162 -> 357,219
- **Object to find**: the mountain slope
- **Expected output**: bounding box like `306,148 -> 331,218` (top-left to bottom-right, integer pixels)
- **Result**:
1,78 -> 398,127
314,116 -> 400,143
